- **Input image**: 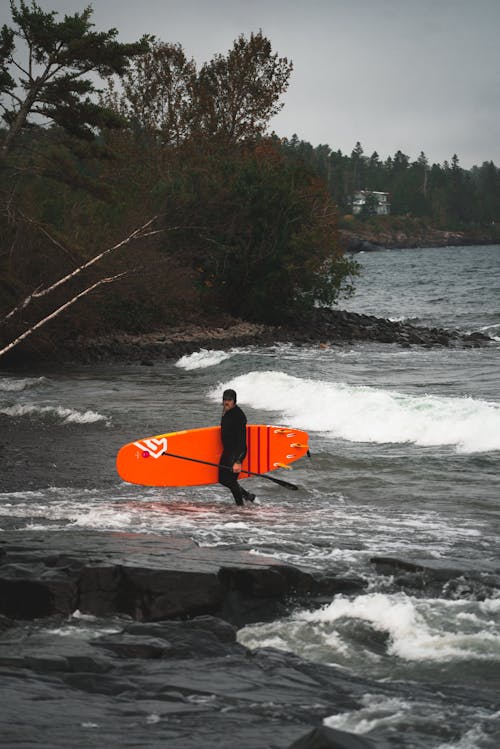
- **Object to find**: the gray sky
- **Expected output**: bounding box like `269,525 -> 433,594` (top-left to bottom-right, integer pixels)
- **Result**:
6,0 -> 500,168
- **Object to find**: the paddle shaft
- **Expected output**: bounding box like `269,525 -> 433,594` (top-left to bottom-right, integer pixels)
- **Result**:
162,451 -> 298,491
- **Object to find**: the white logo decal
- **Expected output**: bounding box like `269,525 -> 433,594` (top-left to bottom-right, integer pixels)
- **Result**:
134,437 -> 168,459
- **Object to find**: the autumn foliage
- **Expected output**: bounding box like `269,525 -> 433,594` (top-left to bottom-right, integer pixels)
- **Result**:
0,5 -> 357,359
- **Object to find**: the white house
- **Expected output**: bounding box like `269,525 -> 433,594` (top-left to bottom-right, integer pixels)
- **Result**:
351,190 -> 391,215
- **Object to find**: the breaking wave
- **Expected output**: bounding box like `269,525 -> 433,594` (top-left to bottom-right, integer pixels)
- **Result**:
175,349 -> 236,370
239,592 -> 500,666
210,371 -> 500,454
0,403 -> 109,424
0,376 -> 46,392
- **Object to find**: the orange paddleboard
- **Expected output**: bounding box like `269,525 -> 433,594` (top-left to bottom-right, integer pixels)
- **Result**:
116,424 -> 309,487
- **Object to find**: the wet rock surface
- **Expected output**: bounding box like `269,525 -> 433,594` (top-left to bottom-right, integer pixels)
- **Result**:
281,308 -> 491,349
1,533 -> 499,747
0,612 -> 381,749
371,555 -> 500,599
0,530 -> 365,625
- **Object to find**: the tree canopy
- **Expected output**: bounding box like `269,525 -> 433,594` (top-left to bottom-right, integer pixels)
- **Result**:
282,137 -> 500,226
0,9 -> 358,361
194,31 -> 292,141
0,1 -> 147,155
158,139 -> 357,322
102,30 -> 293,145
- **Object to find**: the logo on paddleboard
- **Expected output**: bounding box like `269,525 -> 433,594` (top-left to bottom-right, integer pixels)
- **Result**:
134,438 -> 167,459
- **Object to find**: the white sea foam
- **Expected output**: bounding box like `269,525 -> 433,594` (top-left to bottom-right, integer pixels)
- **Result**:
0,376 -> 46,392
175,348 -> 235,369
296,592 -> 500,662
324,694 -> 412,734
0,402 -> 109,424
324,694 -> 493,746
435,726 -> 493,749
210,371 -> 500,453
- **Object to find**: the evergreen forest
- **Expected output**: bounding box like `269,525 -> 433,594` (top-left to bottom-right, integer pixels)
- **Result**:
281,139 -> 500,228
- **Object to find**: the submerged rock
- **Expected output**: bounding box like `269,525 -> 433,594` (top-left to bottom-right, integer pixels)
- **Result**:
371,555 -> 500,598
289,725 -> 375,748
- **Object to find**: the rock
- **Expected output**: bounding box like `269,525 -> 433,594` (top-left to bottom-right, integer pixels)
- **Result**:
0,530 -> 366,625
1,602 -> 496,748
288,725 -> 375,748
0,614 -> 15,633
106,616 -> 247,659
8,302 -> 493,365
92,633 -> 172,659
371,555 -> 500,598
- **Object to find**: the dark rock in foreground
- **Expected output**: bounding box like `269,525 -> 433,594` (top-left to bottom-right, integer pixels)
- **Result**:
289,725 -> 375,748
371,555 -> 500,599
0,530 -> 364,626
0,612 -> 380,749
2,534 -> 499,748
2,608 -> 496,749
0,530 -> 378,748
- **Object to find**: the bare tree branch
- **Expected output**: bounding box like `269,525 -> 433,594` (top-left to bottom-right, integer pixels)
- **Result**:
0,272 -> 127,360
1,215 -> 161,326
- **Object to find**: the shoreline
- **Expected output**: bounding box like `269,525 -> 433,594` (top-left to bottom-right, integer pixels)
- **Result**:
339,227 -> 500,253
58,307 -> 493,366
1,307 -> 494,369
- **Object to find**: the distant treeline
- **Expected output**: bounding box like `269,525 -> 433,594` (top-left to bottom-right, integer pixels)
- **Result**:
280,138 -> 500,226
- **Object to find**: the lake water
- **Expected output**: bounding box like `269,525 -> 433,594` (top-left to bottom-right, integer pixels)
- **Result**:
1,244 -> 499,748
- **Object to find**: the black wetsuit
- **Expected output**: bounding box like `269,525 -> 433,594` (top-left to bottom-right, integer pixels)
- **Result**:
219,405 -> 251,505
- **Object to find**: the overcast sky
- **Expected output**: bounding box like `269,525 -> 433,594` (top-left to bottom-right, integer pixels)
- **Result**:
7,0 -> 500,168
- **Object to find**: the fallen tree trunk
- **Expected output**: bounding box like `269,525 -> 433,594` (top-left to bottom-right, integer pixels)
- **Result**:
0,215 -> 165,361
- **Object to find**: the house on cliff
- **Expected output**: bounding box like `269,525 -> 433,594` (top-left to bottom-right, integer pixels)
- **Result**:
351,190 -> 391,215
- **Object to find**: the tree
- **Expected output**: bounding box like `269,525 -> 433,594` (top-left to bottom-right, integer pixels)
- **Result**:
101,39 -> 196,146
163,140 -> 358,322
472,161 -> 500,222
0,215 -> 164,360
193,31 -> 293,141
392,149 -> 410,173
0,1 -> 147,155
350,141 -> 365,191
416,151 -> 429,198
358,192 -> 380,218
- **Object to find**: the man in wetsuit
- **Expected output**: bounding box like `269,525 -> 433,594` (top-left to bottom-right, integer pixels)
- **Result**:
219,388 -> 256,506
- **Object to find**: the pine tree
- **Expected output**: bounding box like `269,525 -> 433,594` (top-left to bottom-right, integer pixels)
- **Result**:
0,1 -> 147,155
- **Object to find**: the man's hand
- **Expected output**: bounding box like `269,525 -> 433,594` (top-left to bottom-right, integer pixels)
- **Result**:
232,462 -> 242,473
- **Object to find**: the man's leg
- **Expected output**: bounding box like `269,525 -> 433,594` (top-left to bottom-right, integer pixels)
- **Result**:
218,453 -> 245,505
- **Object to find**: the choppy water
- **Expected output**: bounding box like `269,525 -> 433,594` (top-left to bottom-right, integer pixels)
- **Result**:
1,244 -> 499,748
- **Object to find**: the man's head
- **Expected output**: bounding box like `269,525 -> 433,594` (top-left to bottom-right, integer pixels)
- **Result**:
222,388 -> 237,412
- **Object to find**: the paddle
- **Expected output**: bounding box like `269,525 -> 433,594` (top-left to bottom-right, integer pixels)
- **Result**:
162,451 -> 299,491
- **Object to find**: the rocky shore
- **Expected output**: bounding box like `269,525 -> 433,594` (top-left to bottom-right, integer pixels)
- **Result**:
2,530 -> 496,749
58,307 -> 492,365
340,226 -> 500,253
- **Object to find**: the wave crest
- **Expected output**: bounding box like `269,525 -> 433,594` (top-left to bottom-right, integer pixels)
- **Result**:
0,376 -> 46,392
0,403 -> 109,425
175,349 -> 235,370
210,371 -> 500,454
